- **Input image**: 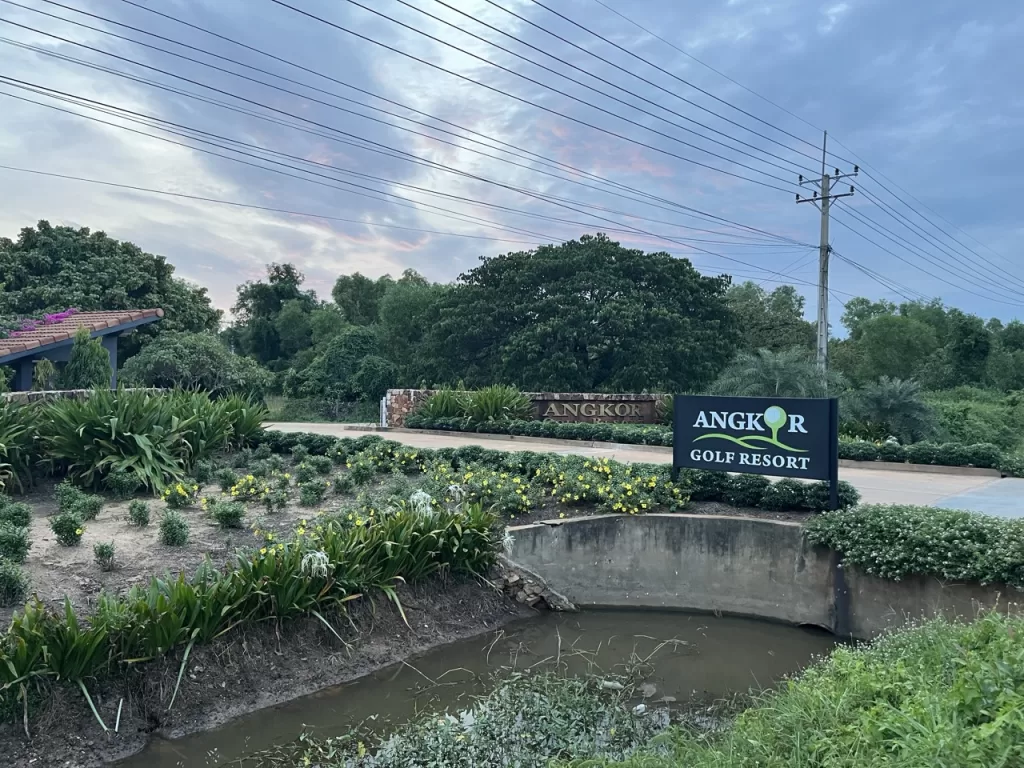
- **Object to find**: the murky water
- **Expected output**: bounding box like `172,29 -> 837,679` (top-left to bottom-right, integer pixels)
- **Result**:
121,611 -> 836,767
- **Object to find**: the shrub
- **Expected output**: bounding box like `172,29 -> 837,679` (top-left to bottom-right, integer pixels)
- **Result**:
40,389 -> 206,490
348,458 -> 377,486
93,541 -> 116,571
684,469 -> 729,502
307,455 -> 333,476
55,480 -> 85,513
51,512 -> 84,546
0,499 -> 31,528
253,443 -> 272,461
333,474 -> 355,495
329,439 -> 352,465
58,327 -> 111,389
103,469 -> 140,499
724,474 -> 771,507
193,459 -> 215,484
801,480 -> 860,511
0,559 -> 28,607
208,499 -> 246,529
291,444 -> 310,463
805,504 -> 1024,586
162,480 -> 201,509
417,389 -> 469,420
0,523 -> 30,563
127,500 -> 150,527
119,331 -> 273,398
216,468 -> 239,493
464,385 -> 533,423
0,399 -> 38,493
295,462 -> 317,484
70,494 -> 104,521
261,489 -> 289,514
159,510 -> 190,546
759,478 -> 807,511
298,480 -> 330,507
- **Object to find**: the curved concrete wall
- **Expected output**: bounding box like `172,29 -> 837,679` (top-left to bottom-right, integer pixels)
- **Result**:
507,514 -> 1020,639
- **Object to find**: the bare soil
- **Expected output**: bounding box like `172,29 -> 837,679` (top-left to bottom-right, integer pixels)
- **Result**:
0,578 -> 529,768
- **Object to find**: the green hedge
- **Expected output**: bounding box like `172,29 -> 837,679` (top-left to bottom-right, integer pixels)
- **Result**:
405,416 -> 1019,473
805,504 -> 1024,588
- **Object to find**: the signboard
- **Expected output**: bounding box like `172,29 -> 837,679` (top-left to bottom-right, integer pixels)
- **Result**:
673,395 -> 840,507
533,398 -> 657,423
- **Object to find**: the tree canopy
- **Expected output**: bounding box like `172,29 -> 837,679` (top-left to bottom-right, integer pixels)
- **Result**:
0,221 -> 221,357
420,234 -> 739,392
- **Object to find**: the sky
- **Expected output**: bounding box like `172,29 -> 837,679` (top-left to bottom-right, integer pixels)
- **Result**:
0,0 -> 1022,324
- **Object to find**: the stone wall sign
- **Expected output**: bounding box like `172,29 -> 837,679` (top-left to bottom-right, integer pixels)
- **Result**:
532,395 -> 658,423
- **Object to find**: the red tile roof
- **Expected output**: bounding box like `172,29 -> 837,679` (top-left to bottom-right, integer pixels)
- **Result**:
0,309 -> 164,358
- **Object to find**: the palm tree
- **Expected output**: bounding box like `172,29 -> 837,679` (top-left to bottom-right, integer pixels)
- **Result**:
710,348 -> 844,398
847,377 -> 937,443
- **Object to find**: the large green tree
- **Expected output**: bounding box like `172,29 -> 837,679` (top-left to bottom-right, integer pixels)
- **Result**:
420,234 -> 739,392
726,281 -> 815,352
228,263 -> 318,368
0,221 -> 221,356
332,272 -> 394,325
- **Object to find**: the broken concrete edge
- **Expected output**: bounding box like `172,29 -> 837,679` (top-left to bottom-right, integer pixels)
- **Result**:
497,554 -> 577,612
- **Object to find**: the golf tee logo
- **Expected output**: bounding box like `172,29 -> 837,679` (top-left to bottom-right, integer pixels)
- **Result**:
692,405 -> 809,453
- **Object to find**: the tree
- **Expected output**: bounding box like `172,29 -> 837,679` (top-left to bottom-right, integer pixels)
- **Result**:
855,315 -> 938,381
350,355 -> 399,401
274,299 -> 313,359
726,281 -> 815,352
231,263 -> 317,367
421,234 -> 739,392
711,347 -> 844,398
0,221 -> 221,359
845,377 -> 937,443
59,328 -> 111,389
288,326 -> 378,400
120,331 -> 273,397
377,277 -> 447,382
840,297 -> 897,340
944,310 -> 991,386
1001,320 -> 1024,353
332,272 -> 393,325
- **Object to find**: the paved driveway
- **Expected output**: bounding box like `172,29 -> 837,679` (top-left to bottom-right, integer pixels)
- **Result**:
267,423 -> 1018,517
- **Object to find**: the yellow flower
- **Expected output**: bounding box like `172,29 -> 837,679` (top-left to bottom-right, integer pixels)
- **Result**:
260,547 -> 267,555
75,527 -> 83,535
559,512 -> 566,519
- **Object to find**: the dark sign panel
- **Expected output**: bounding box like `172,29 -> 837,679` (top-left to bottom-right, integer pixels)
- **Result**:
673,395 -> 838,482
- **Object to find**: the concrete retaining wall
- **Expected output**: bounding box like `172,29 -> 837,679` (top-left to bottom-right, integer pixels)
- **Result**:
507,514 -> 1020,640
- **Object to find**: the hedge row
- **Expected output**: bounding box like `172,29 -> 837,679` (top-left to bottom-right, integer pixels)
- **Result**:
805,504 -> 1024,588
256,430 -> 861,514
404,415 -> 1019,474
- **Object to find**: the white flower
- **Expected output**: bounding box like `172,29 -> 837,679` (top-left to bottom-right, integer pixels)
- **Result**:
301,550 -> 329,578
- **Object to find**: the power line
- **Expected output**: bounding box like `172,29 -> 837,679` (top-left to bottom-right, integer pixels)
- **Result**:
577,0 -> 1020,296
832,250 -> 929,304
586,0 -> 830,143
391,0 -> 817,176
832,201 -> 1024,303
0,71 -> 808,252
0,6 -> 810,247
263,0 -> 801,195
828,209 -> 1024,307
0,83 -> 822,286
854,184 -> 1024,293
522,0 -> 824,157
0,165 -> 553,246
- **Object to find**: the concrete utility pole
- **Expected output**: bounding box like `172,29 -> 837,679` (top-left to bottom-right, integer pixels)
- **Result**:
796,131 -> 857,369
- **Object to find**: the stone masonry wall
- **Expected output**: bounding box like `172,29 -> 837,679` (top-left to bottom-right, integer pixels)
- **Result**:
385,389 -> 663,427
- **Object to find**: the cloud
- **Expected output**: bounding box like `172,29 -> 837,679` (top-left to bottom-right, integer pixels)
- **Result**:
0,0 -> 1022,321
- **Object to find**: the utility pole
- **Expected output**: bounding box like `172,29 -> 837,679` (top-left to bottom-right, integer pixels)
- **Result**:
797,131 -> 857,369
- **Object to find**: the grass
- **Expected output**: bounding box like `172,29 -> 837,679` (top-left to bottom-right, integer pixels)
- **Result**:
265,396 -> 378,424
564,613 -> 1024,768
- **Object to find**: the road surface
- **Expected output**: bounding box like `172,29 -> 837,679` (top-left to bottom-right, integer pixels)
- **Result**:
266,423 -> 1024,518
